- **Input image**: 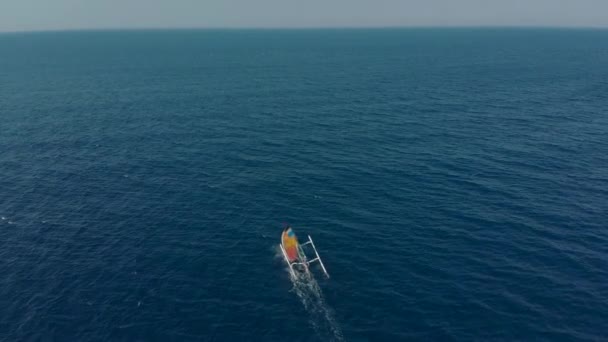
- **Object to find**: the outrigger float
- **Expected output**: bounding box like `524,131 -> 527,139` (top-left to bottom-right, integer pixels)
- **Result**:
280,227 -> 329,278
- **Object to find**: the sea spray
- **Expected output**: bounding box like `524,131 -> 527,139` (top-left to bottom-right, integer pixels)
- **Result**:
277,245 -> 344,341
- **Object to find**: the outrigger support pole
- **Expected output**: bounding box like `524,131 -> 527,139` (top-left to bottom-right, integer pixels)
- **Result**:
308,235 -> 329,278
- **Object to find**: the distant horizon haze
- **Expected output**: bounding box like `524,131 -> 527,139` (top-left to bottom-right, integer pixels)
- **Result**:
1,0 -> 608,32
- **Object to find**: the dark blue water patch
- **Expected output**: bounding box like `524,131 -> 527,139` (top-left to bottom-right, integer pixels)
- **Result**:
1,28 -> 607,341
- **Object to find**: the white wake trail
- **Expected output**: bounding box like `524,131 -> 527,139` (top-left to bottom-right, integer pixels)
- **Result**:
277,245 -> 344,341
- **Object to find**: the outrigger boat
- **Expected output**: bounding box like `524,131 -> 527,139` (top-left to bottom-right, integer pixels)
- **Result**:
280,227 -> 329,278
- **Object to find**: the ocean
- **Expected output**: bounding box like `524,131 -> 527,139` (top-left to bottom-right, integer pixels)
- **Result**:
0,28 -> 607,341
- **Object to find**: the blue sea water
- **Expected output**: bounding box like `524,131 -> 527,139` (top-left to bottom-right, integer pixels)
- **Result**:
1,28 -> 607,341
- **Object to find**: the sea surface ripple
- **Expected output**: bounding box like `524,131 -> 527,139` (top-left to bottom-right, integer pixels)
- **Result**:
1,28 -> 607,341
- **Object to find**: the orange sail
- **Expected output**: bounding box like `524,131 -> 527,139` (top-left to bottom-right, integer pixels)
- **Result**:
281,227 -> 299,262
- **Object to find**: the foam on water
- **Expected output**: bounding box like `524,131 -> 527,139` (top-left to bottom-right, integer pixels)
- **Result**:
289,272 -> 344,342
276,245 -> 344,341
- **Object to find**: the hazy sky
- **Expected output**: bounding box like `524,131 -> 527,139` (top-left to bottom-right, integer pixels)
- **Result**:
2,0 -> 608,32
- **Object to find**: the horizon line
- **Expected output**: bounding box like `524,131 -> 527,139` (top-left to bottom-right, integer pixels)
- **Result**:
2,24 -> 608,34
